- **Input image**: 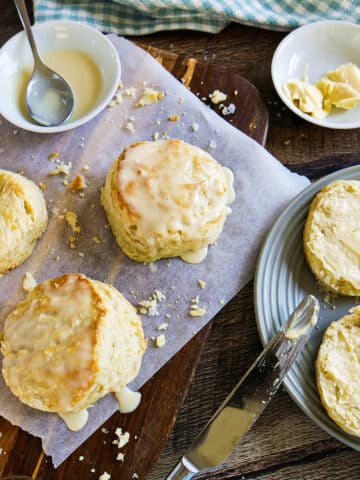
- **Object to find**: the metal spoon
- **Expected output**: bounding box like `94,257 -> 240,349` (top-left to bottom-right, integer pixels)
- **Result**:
14,0 -> 74,126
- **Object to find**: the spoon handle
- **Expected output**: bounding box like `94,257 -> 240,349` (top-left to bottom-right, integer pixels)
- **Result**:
13,0 -> 42,63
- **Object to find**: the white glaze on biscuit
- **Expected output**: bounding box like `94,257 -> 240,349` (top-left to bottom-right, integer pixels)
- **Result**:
102,140 -> 235,263
1,274 -> 146,424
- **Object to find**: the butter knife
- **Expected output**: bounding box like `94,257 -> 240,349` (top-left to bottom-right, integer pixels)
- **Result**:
165,295 -> 319,480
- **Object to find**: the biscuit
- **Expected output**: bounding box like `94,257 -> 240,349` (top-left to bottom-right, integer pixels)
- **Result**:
304,180 -> 360,295
102,139 -> 235,263
0,169 -> 47,273
1,274 -> 146,417
316,307 -> 360,437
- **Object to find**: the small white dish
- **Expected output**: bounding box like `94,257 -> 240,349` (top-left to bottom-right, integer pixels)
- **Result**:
0,20 -> 121,133
272,21 -> 360,129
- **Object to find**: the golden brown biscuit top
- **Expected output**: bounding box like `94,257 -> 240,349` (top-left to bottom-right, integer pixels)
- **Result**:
2,274 -> 104,411
0,171 -> 34,249
115,139 -> 234,240
305,180 -> 360,292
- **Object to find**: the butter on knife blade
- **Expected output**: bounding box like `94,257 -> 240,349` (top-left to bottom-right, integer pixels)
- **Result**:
165,295 -> 319,480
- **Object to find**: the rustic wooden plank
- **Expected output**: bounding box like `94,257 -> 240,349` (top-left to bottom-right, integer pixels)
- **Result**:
2,3 -> 360,479
237,448 -> 360,480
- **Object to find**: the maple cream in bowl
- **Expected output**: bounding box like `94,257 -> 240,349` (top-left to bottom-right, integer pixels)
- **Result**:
0,20 -> 120,133
272,21 -> 360,129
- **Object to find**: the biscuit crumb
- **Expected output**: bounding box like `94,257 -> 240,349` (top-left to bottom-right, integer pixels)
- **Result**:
152,132 -> 159,141
82,164 -> 90,172
23,272 -> 37,292
79,456 -> 84,461
157,323 -> 168,331
178,96 -> 184,104
124,121 -> 135,134
148,262 -> 157,272
65,211 -> 81,233
115,93 -> 123,104
138,291 -> 165,316
69,174 -> 86,191
116,452 -> 124,462
39,182 -> 47,191
234,89 -> 238,95
124,87 -> 137,97
190,122 -> 199,132
99,473 -> 111,480
113,427 -> 130,448
132,474 -> 139,479
49,151 -> 60,160
78,252 -> 85,258
155,334 -> 166,347
168,114 -> 180,122
220,103 -> 236,115
49,162 -> 72,177
136,88 -> 165,107
188,305 -> 206,317
198,279 -> 206,289
92,235 -> 102,244
209,89 -> 227,104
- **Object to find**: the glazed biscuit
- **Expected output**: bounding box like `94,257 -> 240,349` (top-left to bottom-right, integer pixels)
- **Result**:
316,307 -> 360,437
1,274 -> 146,419
304,180 -> 360,295
0,169 -> 47,273
102,139 -> 235,263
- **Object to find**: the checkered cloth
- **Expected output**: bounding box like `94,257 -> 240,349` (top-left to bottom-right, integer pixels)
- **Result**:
33,0 -> 359,35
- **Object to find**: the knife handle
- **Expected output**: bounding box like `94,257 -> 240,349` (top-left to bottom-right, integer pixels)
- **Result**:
165,461 -> 196,480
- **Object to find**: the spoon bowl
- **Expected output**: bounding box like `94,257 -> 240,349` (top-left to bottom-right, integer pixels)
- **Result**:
14,0 -> 75,126
27,60 -> 74,126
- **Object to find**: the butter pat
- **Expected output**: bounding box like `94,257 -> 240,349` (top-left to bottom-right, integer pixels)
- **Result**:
283,80 -> 327,119
317,63 -> 360,110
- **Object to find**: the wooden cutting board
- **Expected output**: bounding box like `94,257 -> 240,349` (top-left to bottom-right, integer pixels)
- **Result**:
0,45 -> 268,480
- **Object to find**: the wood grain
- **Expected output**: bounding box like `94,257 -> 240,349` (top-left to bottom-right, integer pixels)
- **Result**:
2,2 -> 360,479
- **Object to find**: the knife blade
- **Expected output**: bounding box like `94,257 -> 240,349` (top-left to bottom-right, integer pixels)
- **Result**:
165,295 -> 319,480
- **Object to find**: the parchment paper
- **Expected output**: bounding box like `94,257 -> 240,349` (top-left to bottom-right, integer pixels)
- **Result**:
0,36 -> 309,467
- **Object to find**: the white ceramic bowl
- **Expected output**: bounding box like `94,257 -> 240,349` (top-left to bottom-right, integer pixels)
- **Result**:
272,21 -> 360,129
0,20 -> 121,133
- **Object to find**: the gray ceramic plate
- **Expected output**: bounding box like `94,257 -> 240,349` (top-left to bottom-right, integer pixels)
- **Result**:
254,164 -> 360,450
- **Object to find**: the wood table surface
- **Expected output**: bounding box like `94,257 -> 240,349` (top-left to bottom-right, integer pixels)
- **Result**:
1,2 -> 360,479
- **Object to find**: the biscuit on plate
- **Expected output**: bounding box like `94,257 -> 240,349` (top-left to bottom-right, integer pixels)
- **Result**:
1,274 -> 146,426
304,180 -> 360,295
316,307 -> 360,437
101,139 -> 235,263
0,169 -> 47,273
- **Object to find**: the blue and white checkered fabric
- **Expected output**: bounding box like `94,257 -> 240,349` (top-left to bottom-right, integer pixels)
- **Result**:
34,0 -> 360,35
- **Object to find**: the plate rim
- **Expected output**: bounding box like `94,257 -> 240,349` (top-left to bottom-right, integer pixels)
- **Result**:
254,163 -> 360,450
